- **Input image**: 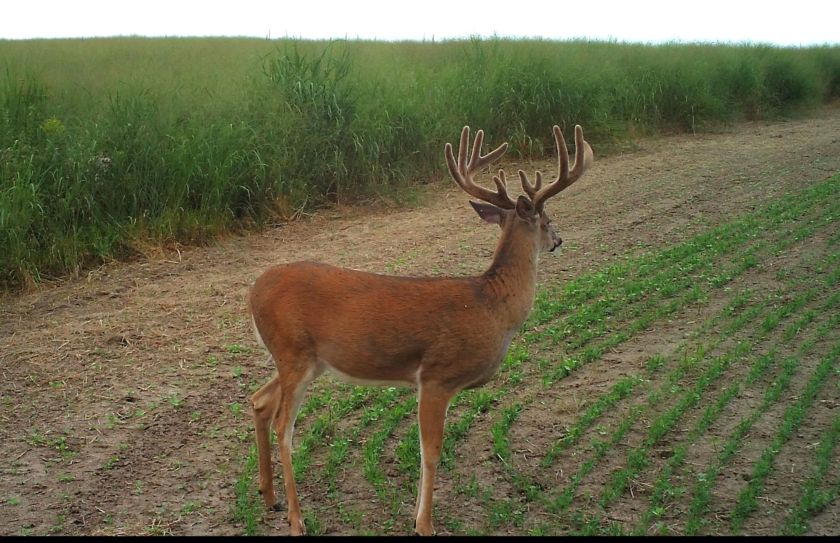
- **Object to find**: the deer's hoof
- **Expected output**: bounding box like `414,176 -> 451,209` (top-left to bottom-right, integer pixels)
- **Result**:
289,518 -> 306,536
414,524 -> 436,536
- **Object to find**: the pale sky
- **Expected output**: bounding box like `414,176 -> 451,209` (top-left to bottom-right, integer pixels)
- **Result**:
1,0 -> 837,46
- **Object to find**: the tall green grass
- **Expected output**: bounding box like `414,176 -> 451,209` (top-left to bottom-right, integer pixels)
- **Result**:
2,37 -> 840,288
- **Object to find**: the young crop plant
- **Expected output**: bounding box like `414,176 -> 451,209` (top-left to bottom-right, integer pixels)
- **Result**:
491,403 -> 524,466
599,341 -> 753,508
684,354 -> 802,535
783,411 -> 840,535
730,340 -> 840,533
547,406 -> 643,513
233,444 -> 263,535
541,374 -> 644,467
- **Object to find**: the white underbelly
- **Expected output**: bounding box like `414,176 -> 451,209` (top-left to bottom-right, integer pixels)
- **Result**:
321,359 -> 417,388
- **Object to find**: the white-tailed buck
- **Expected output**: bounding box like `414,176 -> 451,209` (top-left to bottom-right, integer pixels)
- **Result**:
247,124 -> 593,535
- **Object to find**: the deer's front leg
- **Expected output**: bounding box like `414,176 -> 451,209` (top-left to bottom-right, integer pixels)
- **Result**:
414,383 -> 456,536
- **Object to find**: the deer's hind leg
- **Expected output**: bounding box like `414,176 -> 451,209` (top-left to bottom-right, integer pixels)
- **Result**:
272,358 -> 320,535
251,370 -> 283,510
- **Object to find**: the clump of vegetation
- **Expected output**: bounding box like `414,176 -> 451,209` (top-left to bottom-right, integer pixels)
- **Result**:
2,37 -> 840,288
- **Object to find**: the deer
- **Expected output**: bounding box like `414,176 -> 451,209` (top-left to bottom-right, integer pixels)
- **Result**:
247,123 -> 593,535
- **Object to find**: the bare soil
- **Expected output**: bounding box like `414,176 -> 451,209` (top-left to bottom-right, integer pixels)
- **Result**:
1,109 -> 839,535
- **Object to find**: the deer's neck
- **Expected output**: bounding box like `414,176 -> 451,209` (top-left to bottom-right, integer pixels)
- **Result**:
479,223 -> 539,327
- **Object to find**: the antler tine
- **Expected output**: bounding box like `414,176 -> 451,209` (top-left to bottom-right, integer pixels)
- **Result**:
518,170 -> 542,200
445,126 -> 514,209
456,125 -> 470,175
492,169 -> 510,195
469,128 -> 484,170
530,124 -> 593,214
568,125 -> 593,178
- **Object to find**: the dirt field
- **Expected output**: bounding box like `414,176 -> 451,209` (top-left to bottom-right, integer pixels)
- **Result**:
2,109 -> 840,535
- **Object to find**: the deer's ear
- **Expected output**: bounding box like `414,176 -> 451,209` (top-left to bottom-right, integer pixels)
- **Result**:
469,200 -> 503,225
515,195 -> 537,221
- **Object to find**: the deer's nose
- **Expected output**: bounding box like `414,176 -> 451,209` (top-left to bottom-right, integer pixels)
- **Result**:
550,238 -> 563,252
